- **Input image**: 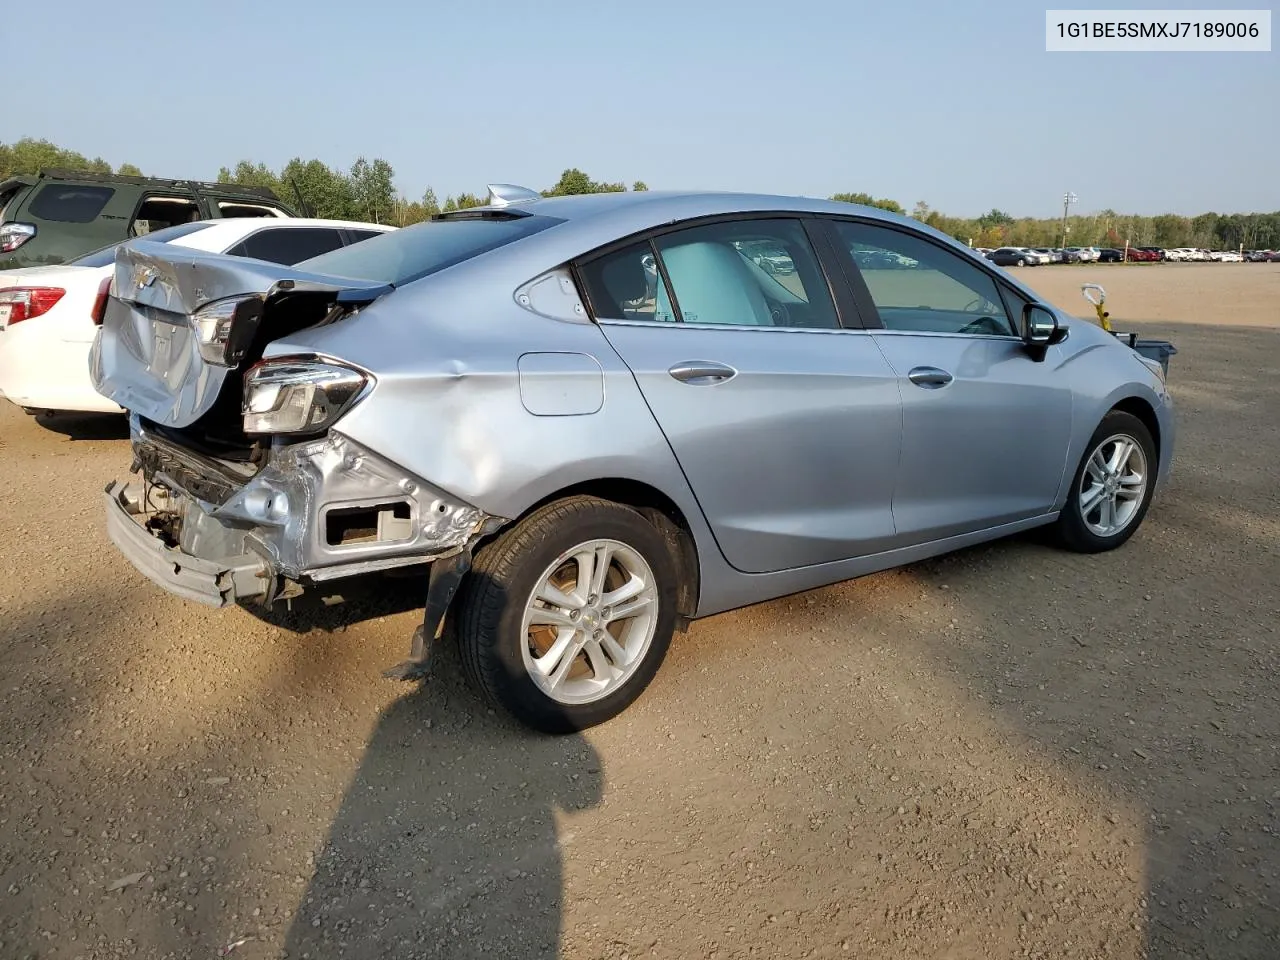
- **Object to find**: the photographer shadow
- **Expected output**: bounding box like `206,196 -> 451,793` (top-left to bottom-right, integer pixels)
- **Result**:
279,571 -> 604,960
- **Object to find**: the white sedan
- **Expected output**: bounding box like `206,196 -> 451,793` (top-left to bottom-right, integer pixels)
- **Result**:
0,218 -> 394,414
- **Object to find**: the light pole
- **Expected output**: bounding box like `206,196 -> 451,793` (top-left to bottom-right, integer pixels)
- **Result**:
1060,191 -> 1077,249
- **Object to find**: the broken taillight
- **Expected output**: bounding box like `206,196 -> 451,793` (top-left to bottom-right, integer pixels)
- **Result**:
0,286 -> 66,326
91,276 -> 112,326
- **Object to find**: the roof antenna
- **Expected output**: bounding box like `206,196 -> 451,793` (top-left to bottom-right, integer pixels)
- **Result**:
486,183 -> 541,207
289,176 -> 314,218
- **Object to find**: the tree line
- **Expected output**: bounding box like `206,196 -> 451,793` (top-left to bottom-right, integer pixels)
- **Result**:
3,137 -> 1277,250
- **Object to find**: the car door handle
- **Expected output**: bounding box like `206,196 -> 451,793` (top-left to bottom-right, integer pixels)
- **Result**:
668,361 -> 737,385
907,366 -> 953,388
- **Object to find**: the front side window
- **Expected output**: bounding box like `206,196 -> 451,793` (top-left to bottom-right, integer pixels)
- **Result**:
579,218 -> 839,329
28,184 -> 115,223
830,220 -> 1017,337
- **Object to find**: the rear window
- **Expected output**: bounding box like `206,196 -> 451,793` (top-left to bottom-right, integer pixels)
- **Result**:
28,184 -> 115,223
68,221 -> 217,267
295,214 -> 562,286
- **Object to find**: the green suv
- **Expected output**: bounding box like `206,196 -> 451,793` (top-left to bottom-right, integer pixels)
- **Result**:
0,168 -> 299,270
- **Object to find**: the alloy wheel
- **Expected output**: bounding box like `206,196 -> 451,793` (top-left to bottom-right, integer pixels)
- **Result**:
520,539 -> 659,705
1078,433 -> 1148,537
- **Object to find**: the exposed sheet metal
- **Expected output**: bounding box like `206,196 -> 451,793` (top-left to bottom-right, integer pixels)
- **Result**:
88,240 -> 388,428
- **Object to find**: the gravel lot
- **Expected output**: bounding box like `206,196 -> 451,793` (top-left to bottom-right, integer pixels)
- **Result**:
1,263 -> 1277,959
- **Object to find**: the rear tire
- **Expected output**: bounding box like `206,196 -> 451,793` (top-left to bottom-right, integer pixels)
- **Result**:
456,496 -> 679,734
1052,411 -> 1157,553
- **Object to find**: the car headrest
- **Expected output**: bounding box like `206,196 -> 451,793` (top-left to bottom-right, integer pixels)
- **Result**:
600,255 -> 648,308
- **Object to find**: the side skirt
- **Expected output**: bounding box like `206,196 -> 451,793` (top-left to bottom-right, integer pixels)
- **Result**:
693,513 -> 1059,619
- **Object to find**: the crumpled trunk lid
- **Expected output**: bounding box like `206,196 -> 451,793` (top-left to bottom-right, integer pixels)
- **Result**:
88,241 -> 389,428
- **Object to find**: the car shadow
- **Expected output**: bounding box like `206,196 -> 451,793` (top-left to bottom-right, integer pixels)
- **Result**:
32,409 -> 130,441
903,318 -> 1280,956
241,568 -> 432,633
278,571 -> 604,960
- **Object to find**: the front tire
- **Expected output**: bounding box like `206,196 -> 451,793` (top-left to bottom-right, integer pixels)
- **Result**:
456,496 -> 679,733
1052,411 -> 1157,553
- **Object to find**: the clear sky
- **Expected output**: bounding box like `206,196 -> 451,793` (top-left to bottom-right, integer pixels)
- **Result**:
7,0 -> 1276,217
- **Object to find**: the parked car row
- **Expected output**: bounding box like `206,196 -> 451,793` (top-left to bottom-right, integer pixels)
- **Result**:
0,196 -> 394,413
977,243 -> 1275,266
1,168 -> 299,270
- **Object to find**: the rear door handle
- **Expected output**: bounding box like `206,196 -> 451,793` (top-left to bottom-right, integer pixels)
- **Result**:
668,361 -> 737,385
907,366 -> 953,388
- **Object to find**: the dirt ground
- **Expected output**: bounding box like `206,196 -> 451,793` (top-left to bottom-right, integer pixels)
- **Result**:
1,262 -> 1277,960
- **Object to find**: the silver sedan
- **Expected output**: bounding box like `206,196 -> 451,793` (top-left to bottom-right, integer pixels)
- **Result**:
90,186 -> 1176,733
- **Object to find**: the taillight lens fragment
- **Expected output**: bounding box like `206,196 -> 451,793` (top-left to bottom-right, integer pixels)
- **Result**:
91,276 -> 112,326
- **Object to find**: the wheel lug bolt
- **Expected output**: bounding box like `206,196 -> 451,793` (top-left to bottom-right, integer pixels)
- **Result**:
588,595 -> 598,605
569,610 -> 580,620
593,630 -> 603,640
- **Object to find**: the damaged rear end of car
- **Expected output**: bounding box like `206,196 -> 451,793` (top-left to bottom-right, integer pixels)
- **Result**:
92,240 -> 495,614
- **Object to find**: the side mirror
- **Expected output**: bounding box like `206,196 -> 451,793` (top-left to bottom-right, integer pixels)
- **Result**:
1021,303 -> 1068,360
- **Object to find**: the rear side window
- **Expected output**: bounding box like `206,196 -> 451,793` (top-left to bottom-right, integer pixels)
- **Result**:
28,184 -> 115,223
296,214 -> 562,285
226,227 -> 348,265
345,229 -> 385,243
69,221 -> 217,267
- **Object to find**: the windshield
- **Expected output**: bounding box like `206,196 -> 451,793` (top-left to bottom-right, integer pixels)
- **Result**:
69,221 -> 217,267
295,213 -> 562,286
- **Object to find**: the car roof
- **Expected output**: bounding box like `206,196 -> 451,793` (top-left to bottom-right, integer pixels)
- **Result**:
449,188 -> 992,270
0,175 -> 38,192
168,217 -> 395,253
488,189 -> 921,225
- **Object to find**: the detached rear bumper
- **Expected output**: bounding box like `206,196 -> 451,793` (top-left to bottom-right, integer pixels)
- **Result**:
103,480 -> 271,607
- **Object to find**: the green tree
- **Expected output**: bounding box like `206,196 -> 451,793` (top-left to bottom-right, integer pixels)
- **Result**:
2,137 -> 90,176
830,192 -> 904,214
349,157 -> 396,223
544,168 -> 594,196
218,160 -> 282,194
441,191 -> 486,213
421,187 -> 440,217
1151,214 -> 1190,247
542,168 -> 628,196
977,208 -> 1014,229
279,157 -> 356,219
1190,212 -> 1218,248
117,163 -> 144,177
632,180 -> 649,192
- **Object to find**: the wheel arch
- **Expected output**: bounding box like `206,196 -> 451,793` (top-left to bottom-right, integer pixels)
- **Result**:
482,477 -> 702,625
1109,395 -> 1161,457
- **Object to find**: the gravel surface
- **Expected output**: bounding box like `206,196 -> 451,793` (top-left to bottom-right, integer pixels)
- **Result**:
1,262 -> 1277,959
